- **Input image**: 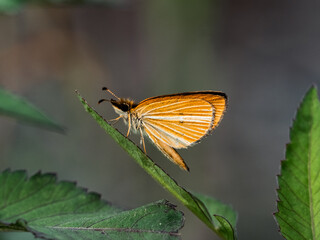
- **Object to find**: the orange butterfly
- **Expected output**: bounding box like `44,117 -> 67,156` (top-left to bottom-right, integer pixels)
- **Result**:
99,87 -> 227,171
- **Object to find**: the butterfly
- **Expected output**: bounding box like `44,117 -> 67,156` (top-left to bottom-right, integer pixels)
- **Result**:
98,87 -> 227,171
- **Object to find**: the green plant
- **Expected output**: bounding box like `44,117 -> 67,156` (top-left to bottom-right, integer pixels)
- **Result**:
275,86 -> 320,240
0,0 -> 114,13
0,88 -> 63,132
76,91 -> 237,240
1,86 -> 320,239
0,170 -> 184,240
0,88 -> 184,239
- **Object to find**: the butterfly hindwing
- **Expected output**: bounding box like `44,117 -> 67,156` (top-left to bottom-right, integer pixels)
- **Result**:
145,127 -> 189,171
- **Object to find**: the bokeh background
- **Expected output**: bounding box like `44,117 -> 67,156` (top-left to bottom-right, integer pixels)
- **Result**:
1,1 -> 320,239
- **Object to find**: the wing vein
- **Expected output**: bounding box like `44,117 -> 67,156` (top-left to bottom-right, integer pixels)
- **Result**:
140,100 -> 197,115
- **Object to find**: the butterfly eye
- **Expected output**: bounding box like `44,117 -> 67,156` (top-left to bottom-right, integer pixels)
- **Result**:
120,103 -> 129,112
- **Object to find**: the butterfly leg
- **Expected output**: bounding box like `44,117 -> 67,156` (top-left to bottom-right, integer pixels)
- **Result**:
108,116 -> 122,125
126,114 -> 132,137
139,128 -> 147,153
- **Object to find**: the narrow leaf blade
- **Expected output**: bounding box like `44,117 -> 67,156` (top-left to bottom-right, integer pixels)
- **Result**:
0,88 -> 63,132
275,86 -> 320,240
76,91 -> 237,239
0,170 -> 184,240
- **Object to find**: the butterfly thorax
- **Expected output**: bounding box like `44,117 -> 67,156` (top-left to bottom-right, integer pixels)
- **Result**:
110,98 -> 142,132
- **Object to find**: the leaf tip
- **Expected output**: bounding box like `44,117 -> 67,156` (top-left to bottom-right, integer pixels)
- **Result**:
300,85 -> 319,107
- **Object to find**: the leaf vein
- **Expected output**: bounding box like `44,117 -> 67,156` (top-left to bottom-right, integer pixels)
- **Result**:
278,202 -> 310,228
276,214 -> 309,240
281,178 -> 309,207
49,226 -> 180,235
0,177 -> 54,212
7,191 -> 84,222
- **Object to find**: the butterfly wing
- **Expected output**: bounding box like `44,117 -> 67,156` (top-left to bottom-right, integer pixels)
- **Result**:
135,92 -> 227,149
133,92 -> 227,170
146,130 -> 189,171
195,92 -> 227,130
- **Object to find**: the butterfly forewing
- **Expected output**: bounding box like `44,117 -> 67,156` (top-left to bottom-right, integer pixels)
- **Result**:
201,94 -> 227,129
142,116 -> 212,149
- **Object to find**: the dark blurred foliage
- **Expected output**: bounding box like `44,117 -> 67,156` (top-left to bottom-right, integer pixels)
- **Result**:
0,0 -> 117,13
0,1 -> 320,239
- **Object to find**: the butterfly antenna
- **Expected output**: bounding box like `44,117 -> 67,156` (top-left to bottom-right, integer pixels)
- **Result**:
98,99 -> 110,104
102,87 -> 120,100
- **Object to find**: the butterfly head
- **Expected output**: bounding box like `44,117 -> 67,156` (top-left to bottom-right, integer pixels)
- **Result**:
110,98 -> 137,114
98,87 -> 138,118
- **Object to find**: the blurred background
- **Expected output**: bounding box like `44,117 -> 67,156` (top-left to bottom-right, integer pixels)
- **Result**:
1,0 -> 319,239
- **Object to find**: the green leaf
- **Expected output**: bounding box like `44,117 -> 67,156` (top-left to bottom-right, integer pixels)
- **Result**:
0,88 -> 63,132
0,0 -> 25,13
76,90 -> 237,240
275,86 -> 320,240
0,169 -> 184,240
194,193 -> 237,240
